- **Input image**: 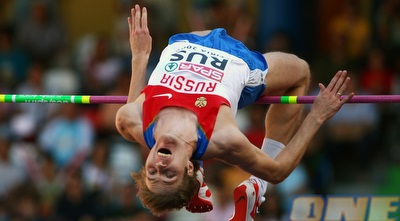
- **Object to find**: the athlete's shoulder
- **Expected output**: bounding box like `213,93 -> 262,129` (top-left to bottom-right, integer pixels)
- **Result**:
206,123 -> 249,162
115,95 -> 145,144
205,106 -> 245,152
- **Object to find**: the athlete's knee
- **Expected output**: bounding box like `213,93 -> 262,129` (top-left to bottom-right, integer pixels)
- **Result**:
264,52 -> 310,89
294,55 -> 311,88
284,53 -> 309,80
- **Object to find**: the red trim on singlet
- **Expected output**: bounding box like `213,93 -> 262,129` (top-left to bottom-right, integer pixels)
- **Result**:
141,85 -> 230,147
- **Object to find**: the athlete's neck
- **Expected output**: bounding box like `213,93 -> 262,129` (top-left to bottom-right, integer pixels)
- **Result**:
155,107 -> 198,153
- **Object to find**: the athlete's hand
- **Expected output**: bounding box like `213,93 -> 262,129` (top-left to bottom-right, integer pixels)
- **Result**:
128,4 -> 152,59
310,70 -> 354,122
125,4 -> 152,102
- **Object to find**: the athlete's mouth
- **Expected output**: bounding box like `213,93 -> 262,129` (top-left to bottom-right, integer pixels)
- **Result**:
157,148 -> 172,157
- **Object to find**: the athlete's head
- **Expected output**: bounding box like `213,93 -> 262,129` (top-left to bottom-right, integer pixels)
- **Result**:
131,134 -> 200,216
131,160 -> 200,216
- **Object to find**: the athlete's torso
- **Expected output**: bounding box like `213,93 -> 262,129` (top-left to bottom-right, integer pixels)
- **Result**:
141,28 -> 267,159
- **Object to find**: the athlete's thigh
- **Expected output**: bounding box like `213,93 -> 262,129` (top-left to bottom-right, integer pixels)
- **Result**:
262,51 -> 309,96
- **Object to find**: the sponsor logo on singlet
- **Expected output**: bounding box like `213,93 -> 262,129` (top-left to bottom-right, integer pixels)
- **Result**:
159,74 -> 217,93
155,44 -> 234,93
179,62 -> 223,82
152,93 -> 173,99
170,48 -> 229,71
165,62 -> 178,72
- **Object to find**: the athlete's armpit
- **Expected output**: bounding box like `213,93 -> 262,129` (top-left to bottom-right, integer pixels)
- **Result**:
115,102 -> 145,145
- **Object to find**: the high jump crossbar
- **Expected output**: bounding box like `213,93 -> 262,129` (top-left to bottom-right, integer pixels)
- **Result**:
1,94 -> 400,104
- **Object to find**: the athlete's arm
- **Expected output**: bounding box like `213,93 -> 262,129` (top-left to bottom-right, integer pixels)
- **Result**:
220,71 -> 354,184
127,4 -> 152,103
115,5 -> 150,146
115,95 -> 146,146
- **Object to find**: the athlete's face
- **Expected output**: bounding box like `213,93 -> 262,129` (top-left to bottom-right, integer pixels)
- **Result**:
144,134 -> 194,194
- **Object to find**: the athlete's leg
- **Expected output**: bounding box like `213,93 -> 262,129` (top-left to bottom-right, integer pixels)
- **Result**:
185,162 -> 213,213
230,52 -> 309,220
231,52 -> 310,221
263,52 -> 310,144
186,160 -> 213,213
229,138 -> 284,221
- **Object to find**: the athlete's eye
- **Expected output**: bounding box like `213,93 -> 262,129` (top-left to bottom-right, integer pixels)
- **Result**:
166,172 -> 175,178
148,169 -> 156,175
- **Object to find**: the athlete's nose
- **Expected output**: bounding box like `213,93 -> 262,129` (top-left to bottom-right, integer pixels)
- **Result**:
155,161 -> 166,168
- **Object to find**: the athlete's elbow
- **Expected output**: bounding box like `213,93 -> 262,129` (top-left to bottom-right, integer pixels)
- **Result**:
115,108 -> 133,141
267,168 -> 291,184
115,117 -> 127,138
115,108 -> 126,133
115,122 -> 135,142
268,173 -> 287,185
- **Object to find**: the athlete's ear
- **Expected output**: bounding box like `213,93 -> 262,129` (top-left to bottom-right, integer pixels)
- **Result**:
187,161 -> 194,176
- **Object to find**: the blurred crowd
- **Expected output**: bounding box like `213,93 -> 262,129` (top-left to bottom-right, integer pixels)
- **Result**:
0,0 -> 400,220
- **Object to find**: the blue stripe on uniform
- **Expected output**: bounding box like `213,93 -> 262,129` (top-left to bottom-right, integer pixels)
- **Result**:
169,28 -> 268,71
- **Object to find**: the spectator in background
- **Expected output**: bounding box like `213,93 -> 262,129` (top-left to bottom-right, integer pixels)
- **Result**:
82,139 -> 112,194
377,52 -> 400,195
10,0 -> 59,27
112,1 -> 132,59
0,96 -> 12,141
391,53 -> 400,94
360,46 -> 394,95
54,169 -> 96,221
275,164 -> 310,219
0,24 -> 30,89
0,199 -> 7,220
0,0 -> 12,24
264,30 -> 293,54
325,73 -> 380,182
187,0 -> 258,47
256,188 -> 283,221
15,62 -> 44,98
38,104 -> 95,171
82,139 -> 114,219
96,72 -> 131,136
16,1 -> 66,65
35,153 -> 64,221
5,182 -> 40,221
107,182 -> 152,220
328,0 -> 371,66
312,28 -> 351,86
203,163 -> 239,221
81,35 -> 124,94
43,51 -> 81,96
0,136 -> 26,199
11,62 -> 48,141
129,210 -> 157,221
375,0 -> 400,55
243,104 -> 268,148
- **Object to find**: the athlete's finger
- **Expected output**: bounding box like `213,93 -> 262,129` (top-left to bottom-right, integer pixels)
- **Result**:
127,16 -> 132,33
141,7 -> 148,31
333,70 -> 347,94
318,83 -> 326,92
134,4 -> 141,30
340,92 -> 354,105
326,70 -> 343,92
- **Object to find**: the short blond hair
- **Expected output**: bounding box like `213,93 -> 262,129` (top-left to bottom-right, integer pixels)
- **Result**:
131,160 -> 200,216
